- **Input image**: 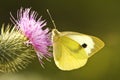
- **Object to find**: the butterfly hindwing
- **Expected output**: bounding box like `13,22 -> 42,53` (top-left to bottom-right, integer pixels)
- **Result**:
53,35 -> 88,70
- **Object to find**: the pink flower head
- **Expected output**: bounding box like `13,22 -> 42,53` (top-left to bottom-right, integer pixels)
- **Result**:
11,8 -> 52,64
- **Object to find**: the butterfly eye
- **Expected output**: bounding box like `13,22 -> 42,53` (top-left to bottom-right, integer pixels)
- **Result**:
82,43 -> 87,48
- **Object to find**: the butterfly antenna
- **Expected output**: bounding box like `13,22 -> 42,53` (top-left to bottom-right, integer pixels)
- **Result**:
47,9 -> 57,29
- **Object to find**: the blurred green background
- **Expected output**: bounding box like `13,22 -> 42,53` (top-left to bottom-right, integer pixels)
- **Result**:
0,0 -> 120,80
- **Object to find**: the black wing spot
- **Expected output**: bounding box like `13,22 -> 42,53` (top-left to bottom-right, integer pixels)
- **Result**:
82,43 -> 87,48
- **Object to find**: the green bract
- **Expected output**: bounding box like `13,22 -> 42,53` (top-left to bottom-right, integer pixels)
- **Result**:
0,25 -> 36,72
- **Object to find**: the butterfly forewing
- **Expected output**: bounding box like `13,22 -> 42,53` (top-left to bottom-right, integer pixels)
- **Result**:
61,31 -> 104,57
89,36 -> 104,57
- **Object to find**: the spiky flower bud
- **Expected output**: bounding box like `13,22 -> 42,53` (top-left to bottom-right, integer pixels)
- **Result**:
0,25 -> 36,72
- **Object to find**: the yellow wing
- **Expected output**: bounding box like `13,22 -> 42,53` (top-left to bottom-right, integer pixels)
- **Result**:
61,31 -> 105,57
52,29 -> 88,70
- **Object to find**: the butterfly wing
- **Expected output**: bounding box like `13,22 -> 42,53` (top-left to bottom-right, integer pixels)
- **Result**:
61,31 -> 105,57
53,35 -> 88,70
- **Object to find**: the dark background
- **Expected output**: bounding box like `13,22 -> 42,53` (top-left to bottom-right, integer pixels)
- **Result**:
0,0 -> 120,80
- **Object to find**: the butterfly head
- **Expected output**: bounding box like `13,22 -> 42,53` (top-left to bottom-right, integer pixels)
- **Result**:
52,29 -> 61,42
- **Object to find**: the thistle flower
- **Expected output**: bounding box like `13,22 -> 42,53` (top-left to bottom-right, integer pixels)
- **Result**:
11,8 -> 52,64
0,25 -> 35,72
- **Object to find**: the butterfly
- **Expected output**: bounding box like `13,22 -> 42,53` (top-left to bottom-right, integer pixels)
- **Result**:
47,10 -> 105,71
52,29 -> 104,70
